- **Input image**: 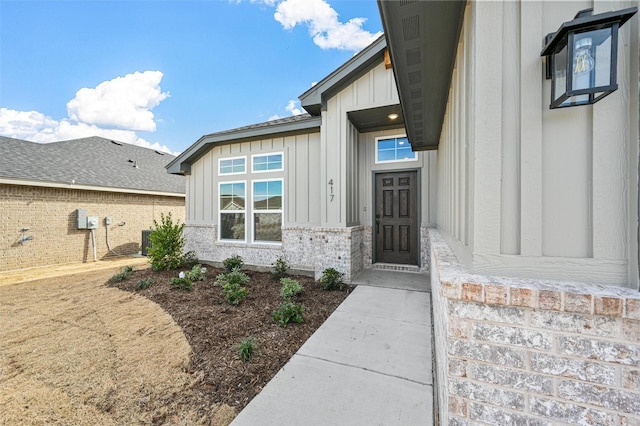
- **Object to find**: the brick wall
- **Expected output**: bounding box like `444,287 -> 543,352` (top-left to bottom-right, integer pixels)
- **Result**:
429,228 -> 640,425
185,224 -> 366,282
1,184 -> 185,272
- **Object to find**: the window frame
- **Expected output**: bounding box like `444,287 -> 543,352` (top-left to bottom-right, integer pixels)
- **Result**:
251,178 -> 284,244
218,180 -> 247,243
251,152 -> 284,173
374,135 -> 417,164
218,155 -> 247,176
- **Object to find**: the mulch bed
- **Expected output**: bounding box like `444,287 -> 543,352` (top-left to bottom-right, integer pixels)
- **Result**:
109,265 -> 351,423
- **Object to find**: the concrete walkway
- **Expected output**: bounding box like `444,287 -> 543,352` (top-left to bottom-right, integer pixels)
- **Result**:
232,269 -> 434,426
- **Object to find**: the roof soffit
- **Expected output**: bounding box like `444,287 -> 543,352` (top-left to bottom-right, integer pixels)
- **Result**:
378,0 -> 466,151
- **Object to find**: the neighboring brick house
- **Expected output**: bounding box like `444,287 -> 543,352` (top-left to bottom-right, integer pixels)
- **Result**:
0,136 -> 185,272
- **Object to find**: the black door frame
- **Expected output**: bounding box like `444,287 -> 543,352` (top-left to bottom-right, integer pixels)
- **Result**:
372,168 -> 421,266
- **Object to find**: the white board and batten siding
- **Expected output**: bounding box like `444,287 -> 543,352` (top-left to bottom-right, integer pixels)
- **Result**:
186,132 -> 322,227
438,1 -> 639,286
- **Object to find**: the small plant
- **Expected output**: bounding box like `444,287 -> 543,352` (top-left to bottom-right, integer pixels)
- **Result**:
271,257 -> 290,280
147,212 -> 186,271
221,282 -> 249,305
279,277 -> 303,299
237,336 -> 256,362
273,301 -> 304,327
215,269 -> 249,287
135,278 -> 153,290
223,255 -> 244,273
187,264 -> 206,281
170,277 -> 193,291
110,265 -> 134,282
319,267 -> 344,291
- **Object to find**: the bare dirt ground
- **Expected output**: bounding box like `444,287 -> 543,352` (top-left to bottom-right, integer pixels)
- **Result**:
0,259 -> 349,425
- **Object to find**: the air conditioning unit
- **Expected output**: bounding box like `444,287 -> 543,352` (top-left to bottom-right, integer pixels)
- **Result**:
141,230 -> 152,256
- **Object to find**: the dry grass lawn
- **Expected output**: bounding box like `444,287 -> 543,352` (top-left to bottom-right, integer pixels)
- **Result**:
0,266 -> 234,425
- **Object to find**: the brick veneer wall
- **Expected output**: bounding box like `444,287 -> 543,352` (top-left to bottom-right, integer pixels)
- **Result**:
1,184 -> 185,272
429,228 -> 640,425
184,224 -> 366,282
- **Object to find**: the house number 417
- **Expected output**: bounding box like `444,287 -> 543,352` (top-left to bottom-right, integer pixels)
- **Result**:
328,179 -> 334,202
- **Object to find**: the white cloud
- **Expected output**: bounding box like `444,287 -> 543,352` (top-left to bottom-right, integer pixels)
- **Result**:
268,99 -> 304,121
273,0 -> 382,51
0,71 -> 176,154
67,71 -> 168,132
285,99 -> 303,115
241,0 -> 381,51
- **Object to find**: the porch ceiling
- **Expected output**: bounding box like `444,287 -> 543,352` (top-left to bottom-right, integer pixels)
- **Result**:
378,0 -> 466,151
347,105 -> 404,133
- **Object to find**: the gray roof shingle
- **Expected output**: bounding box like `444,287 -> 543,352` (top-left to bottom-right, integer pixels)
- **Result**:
0,136 -> 184,195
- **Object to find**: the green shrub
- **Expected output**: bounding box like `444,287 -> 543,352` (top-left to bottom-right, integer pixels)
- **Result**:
271,257 -> 290,280
221,282 -> 249,305
187,264 -> 206,281
110,265 -> 134,282
223,255 -> 244,272
319,267 -> 344,291
279,277 -> 303,299
273,301 -> 304,327
147,212 -> 187,271
215,269 -> 249,287
170,277 -> 193,291
237,336 -> 256,362
135,278 -> 153,290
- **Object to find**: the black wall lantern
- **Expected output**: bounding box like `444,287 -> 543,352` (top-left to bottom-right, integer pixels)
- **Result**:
541,7 -> 637,109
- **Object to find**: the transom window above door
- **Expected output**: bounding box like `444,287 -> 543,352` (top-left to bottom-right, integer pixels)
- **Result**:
375,136 -> 416,163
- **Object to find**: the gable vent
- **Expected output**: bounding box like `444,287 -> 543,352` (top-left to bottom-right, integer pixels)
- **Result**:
402,15 -> 420,41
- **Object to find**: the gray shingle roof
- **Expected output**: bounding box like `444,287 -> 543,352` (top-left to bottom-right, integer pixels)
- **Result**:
0,136 -> 184,195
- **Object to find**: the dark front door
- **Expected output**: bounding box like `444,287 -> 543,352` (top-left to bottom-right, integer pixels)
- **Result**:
375,171 -> 418,265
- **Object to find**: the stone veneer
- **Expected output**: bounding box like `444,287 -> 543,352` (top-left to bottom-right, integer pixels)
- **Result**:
184,224 -> 368,282
429,228 -> 640,425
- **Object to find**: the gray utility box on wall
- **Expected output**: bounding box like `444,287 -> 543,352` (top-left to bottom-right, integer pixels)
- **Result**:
77,208 -> 88,229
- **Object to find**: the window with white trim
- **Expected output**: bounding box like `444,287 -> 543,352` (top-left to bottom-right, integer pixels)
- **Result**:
219,181 -> 246,241
219,156 -> 246,175
253,179 -> 283,242
252,153 -> 283,172
375,136 -> 416,163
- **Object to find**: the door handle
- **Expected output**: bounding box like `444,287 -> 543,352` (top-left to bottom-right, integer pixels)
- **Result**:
376,220 -> 380,234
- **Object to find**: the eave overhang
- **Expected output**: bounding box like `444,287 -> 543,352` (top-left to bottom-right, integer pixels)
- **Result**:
0,177 -> 185,198
378,0 -> 466,151
166,115 -> 321,175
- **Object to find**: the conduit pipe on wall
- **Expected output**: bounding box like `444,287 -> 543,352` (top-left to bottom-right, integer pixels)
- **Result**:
90,228 -> 97,261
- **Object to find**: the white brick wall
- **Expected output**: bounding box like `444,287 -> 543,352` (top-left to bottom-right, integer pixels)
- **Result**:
430,228 -> 640,425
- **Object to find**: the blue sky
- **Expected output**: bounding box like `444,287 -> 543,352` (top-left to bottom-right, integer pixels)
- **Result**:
0,0 -> 383,154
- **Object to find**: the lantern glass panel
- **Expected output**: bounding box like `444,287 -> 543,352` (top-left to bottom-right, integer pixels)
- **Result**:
593,28 -> 613,88
552,43 -> 567,105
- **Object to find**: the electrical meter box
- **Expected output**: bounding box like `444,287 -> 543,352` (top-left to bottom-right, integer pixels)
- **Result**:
87,216 -> 99,229
77,209 -> 88,229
